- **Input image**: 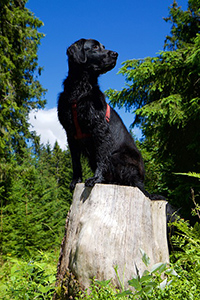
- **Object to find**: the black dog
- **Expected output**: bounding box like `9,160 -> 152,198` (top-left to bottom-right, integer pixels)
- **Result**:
58,38 -> 162,200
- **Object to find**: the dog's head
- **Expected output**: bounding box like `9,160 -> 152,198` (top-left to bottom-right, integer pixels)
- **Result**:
67,39 -> 118,74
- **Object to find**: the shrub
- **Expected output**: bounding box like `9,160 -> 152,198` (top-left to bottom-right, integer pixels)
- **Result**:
0,251 -> 57,300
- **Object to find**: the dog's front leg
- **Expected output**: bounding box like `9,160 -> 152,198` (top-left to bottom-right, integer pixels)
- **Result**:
85,162 -> 106,187
85,139 -> 110,187
68,139 -> 82,191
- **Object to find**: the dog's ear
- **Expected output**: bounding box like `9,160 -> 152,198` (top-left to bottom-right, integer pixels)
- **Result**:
67,39 -> 87,64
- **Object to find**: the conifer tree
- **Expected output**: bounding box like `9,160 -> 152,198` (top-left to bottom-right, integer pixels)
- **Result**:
0,0 -> 46,160
48,142 -> 72,202
1,147 -> 59,255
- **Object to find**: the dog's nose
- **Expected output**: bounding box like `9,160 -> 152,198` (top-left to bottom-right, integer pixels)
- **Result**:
109,51 -> 118,58
108,51 -> 118,58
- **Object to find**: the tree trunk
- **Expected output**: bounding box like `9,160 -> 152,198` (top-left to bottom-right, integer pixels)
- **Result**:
54,183 -> 169,299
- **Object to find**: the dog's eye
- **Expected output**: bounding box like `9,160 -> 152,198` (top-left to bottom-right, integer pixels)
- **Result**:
93,45 -> 99,50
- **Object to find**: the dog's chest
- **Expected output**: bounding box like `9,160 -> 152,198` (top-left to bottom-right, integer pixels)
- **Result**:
72,101 -> 95,130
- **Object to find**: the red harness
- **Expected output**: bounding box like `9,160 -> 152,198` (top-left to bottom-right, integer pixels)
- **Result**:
72,101 -> 110,140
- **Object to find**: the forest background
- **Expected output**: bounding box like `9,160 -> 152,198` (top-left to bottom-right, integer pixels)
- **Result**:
0,0 -> 200,299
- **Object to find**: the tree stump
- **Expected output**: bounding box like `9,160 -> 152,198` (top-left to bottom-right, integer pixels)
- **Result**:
54,183 -> 169,299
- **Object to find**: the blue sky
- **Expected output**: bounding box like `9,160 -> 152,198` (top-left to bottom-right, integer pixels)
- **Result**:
27,0 -> 188,149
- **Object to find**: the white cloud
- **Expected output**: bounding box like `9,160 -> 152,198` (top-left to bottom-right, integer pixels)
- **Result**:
29,107 -> 67,150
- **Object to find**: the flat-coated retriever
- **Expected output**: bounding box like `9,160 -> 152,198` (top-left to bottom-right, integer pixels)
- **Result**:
57,38 -> 163,200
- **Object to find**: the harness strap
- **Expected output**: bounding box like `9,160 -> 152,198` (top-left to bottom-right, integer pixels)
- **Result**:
71,101 -> 91,139
105,103 -> 110,122
72,101 -> 110,140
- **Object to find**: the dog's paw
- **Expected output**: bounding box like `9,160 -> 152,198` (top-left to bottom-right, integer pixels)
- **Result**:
85,175 -> 105,187
85,177 -> 96,187
70,178 -> 82,191
85,176 -> 103,187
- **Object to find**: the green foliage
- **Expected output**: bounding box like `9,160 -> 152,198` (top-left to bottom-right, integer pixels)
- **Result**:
106,0 -> 200,216
175,171 -> 200,180
174,172 -> 200,219
76,279 -> 121,300
0,251 -> 57,300
168,210 -> 200,299
136,139 -> 169,196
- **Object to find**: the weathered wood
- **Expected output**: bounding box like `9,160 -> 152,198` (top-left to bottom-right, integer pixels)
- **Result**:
55,183 -> 169,298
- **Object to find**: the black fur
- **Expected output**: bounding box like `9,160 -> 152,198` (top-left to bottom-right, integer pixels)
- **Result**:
57,38 -> 164,200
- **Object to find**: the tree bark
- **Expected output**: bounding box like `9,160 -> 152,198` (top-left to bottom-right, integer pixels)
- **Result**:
54,183 -> 169,299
